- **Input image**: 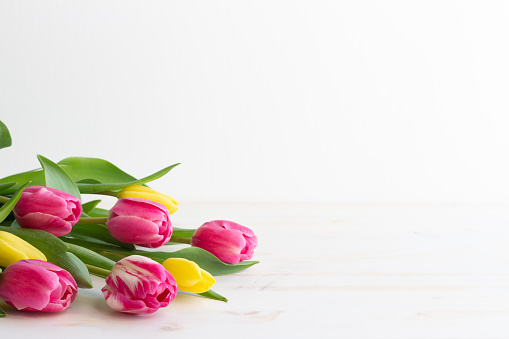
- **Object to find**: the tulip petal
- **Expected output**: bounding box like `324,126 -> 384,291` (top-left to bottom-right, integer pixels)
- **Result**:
163,258 -> 201,286
0,232 -> 47,265
0,259 -> 78,312
15,212 -> 72,237
162,258 -> 216,294
0,238 -> 30,267
108,198 -> 168,223
14,187 -> 69,218
0,261 -> 59,310
190,220 -> 258,264
13,186 -> 82,237
118,185 -> 179,214
107,216 -> 166,246
103,287 -> 153,314
192,227 -> 246,264
193,268 -> 216,294
106,198 -> 172,248
241,234 -> 258,261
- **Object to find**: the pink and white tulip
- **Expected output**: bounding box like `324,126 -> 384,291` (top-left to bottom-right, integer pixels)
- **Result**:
191,220 -> 258,264
0,259 -> 77,312
106,198 -> 172,248
13,186 -> 82,237
101,255 -> 178,314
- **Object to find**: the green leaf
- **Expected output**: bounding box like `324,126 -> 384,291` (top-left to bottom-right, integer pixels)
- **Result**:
61,252 -> 93,288
76,163 -> 180,194
95,250 -> 127,262
81,200 -> 102,214
0,227 -> 93,288
0,120 -> 12,150
0,182 -> 16,194
58,157 -> 137,183
67,224 -> 135,250
197,289 -> 228,302
65,242 -> 116,271
0,182 -> 30,223
59,237 -> 122,251
0,157 -> 180,196
87,207 -> 109,218
38,155 -> 81,199
0,156 -> 133,192
0,305 -> 6,317
77,179 -> 102,184
0,169 -> 45,194
60,239 -> 258,275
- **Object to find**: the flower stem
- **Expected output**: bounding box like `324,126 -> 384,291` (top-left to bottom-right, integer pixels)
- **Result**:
170,236 -> 192,244
85,264 -> 111,279
77,217 -> 108,225
0,196 -> 9,204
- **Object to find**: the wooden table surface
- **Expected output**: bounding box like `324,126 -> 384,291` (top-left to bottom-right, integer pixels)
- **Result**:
1,203 -> 509,338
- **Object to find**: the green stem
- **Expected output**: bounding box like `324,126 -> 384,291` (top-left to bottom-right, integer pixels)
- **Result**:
77,217 -> 108,225
170,236 -> 191,244
0,196 -> 9,204
85,264 -> 111,279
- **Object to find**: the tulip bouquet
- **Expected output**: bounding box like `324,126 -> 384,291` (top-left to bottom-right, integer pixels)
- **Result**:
0,121 -> 258,316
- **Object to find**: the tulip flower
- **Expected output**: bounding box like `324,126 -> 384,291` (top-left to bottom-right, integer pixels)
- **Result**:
101,255 -> 178,314
118,184 -> 179,214
191,220 -> 258,264
13,186 -> 82,237
106,198 -> 172,248
0,259 -> 77,312
162,258 -> 215,294
0,231 -> 47,267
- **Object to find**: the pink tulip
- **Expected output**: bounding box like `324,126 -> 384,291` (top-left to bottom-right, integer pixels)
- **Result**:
101,255 -> 178,314
106,198 -> 172,248
191,220 -> 258,264
13,186 -> 82,237
0,259 -> 77,312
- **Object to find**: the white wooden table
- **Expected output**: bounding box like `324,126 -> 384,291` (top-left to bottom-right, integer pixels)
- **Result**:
1,203 -> 509,338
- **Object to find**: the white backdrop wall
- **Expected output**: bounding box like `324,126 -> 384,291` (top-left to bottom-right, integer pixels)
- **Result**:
1,1 -> 509,203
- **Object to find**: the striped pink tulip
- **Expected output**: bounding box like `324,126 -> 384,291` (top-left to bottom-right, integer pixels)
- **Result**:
101,255 -> 178,314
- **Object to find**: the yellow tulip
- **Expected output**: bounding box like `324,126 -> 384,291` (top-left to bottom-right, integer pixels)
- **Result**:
0,231 -> 47,267
117,185 -> 179,214
162,258 -> 215,294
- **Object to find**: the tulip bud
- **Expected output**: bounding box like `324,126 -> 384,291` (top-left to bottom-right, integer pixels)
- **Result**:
101,255 -> 178,314
118,184 -> 179,214
162,258 -> 215,294
13,186 -> 82,237
0,231 -> 47,267
0,259 -> 78,312
106,198 -> 172,248
191,220 -> 258,264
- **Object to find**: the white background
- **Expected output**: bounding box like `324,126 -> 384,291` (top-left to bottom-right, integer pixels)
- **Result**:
1,1 -> 509,204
